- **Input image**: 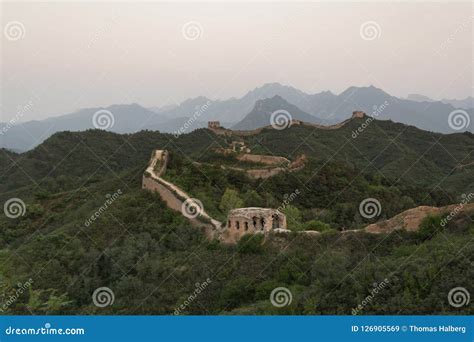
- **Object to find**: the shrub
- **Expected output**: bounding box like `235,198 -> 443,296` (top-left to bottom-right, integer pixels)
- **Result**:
301,220 -> 333,232
237,234 -> 264,254
417,215 -> 443,240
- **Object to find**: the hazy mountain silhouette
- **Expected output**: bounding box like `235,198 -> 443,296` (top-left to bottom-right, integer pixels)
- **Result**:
232,95 -> 323,130
232,85 -> 473,134
0,103 -> 168,151
407,94 -> 473,109
1,83 -> 472,152
406,94 -> 435,103
441,96 -> 474,109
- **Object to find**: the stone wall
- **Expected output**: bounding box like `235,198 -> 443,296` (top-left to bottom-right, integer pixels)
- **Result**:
245,167 -> 285,179
142,150 -> 222,237
207,115 -> 360,138
236,153 -> 289,166
221,207 -> 287,243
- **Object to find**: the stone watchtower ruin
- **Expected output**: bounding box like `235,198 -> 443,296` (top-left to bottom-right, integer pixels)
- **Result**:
208,121 -> 221,129
352,111 -> 366,119
224,207 -> 287,241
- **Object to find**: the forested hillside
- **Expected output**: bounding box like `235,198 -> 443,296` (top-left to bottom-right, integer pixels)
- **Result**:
0,116 -> 472,315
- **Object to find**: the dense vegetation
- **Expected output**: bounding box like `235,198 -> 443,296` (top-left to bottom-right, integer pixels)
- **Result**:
0,118 -> 473,315
163,152 -> 453,229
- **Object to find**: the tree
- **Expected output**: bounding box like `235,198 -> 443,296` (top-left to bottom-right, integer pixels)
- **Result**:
282,205 -> 302,231
244,190 -> 263,207
219,188 -> 244,213
417,215 -> 443,241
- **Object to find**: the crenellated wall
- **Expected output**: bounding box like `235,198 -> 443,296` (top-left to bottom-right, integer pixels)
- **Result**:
236,153 -> 289,166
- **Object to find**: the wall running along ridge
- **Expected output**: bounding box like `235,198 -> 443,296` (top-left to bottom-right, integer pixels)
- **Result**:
142,150 -> 222,238
207,113 -> 361,137
142,146 -> 473,242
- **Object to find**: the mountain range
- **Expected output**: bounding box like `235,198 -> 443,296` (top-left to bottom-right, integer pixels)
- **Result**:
407,94 -> 474,109
1,83 -> 472,152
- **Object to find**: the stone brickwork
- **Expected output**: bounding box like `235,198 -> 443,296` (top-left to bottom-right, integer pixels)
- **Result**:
236,153 -> 290,166
222,207 -> 287,243
352,111 -> 366,119
208,121 -> 221,129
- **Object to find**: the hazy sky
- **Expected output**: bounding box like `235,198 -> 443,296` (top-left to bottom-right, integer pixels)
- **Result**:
1,1 -> 473,122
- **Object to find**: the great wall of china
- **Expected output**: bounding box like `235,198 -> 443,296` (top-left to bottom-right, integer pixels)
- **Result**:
142,148 -> 299,243
206,111 -> 366,137
142,113 -> 474,243
142,150 -> 222,238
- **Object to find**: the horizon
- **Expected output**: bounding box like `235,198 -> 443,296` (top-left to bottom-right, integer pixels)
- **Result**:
2,82 -> 472,125
2,1 -> 473,122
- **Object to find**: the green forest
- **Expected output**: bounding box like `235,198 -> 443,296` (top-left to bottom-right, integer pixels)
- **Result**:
0,117 -> 473,315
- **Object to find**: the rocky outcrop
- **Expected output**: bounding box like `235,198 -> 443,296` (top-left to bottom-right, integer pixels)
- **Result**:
364,203 -> 474,234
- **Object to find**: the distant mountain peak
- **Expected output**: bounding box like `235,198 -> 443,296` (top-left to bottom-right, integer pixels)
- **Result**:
340,85 -> 389,97
180,96 -> 212,106
253,95 -> 292,110
318,90 -> 335,96
256,82 -> 288,89
233,96 -> 321,130
243,82 -> 308,99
